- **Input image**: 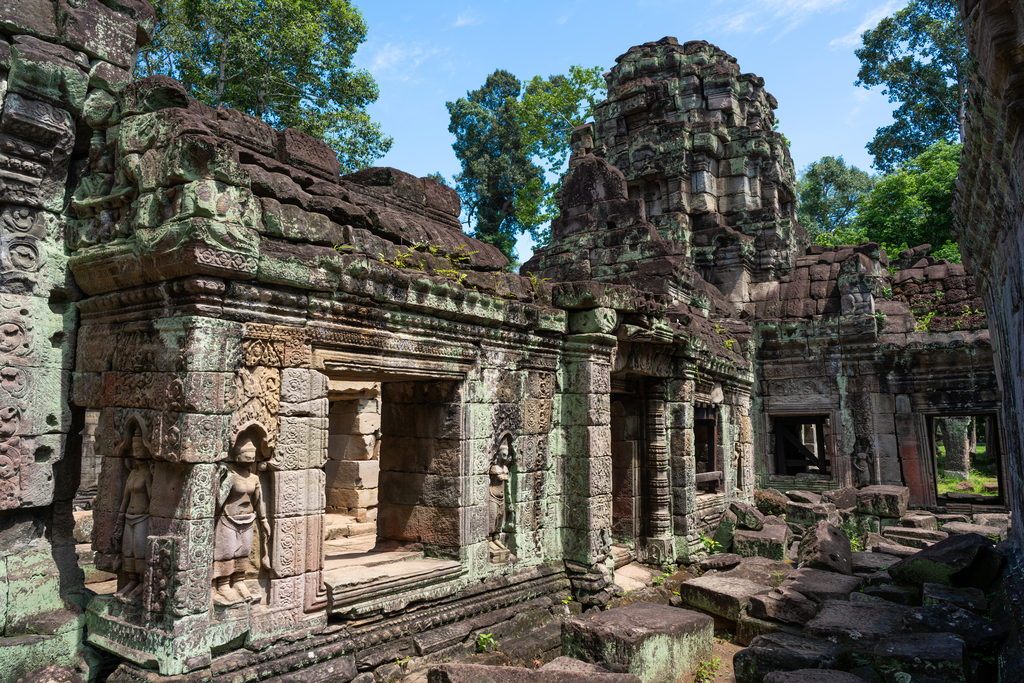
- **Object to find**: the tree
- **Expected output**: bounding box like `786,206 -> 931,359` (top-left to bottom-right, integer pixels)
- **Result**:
797,156 -> 875,246
137,0 -> 392,172
855,0 -> 967,173
854,140 -> 961,260
447,70 -> 544,261
516,66 -> 606,244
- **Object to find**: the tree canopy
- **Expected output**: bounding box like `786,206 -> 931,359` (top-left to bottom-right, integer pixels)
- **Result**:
797,156 -> 875,246
446,70 -> 542,262
854,140 -> 962,260
446,66 -> 605,262
138,0 -> 392,172
855,0 -> 967,173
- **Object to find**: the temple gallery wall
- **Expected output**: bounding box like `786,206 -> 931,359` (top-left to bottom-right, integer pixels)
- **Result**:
0,0 -> 1016,680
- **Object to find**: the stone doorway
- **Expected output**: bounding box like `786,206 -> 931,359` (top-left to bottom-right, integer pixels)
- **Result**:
929,413 -> 1003,506
610,391 -> 642,550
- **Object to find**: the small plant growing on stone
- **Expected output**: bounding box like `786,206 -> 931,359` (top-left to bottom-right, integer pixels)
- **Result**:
914,311 -> 936,332
699,533 -> 721,554
724,338 -> 736,351
694,655 -> 722,683
769,570 -> 787,587
850,535 -> 866,552
476,632 -> 496,653
873,311 -> 886,329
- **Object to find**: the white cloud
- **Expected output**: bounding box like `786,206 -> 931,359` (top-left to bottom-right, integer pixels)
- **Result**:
370,43 -> 441,80
829,0 -> 907,48
453,10 -> 483,27
699,0 -> 847,36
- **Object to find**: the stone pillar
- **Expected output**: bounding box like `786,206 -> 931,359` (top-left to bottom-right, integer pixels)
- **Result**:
640,379 -> 673,565
559,336 -> 614,606
939,416 -> 972,480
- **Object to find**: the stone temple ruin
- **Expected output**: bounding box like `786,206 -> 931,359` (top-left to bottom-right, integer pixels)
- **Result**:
0,1 -> 1021,681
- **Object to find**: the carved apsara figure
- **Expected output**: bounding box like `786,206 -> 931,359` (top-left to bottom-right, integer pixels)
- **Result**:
852,450 -> 873,488
113,437 -> 153,600
488,435 -> 512,555
213,433 -> 271,605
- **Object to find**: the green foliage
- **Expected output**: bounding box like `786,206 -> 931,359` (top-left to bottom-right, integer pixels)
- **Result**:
797,156 -> 875,246
914,310 -> 936,332
139,0 -> 392,172
850,535 -> 866,552
475,632 -> 496,653
447,70 -> 542,261
694,655 -> 722,683
854,140 -> 962,258
516,65 -> 607,245
699,533 -> 721,555
426,172 -> 450,187
855,0 -> 967,173
447,66 -> 605,260
931,240 -> 963,263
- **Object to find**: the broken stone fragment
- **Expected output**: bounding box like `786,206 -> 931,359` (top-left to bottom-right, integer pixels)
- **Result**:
747,586 -> 820,625
855,485 -> 910,518
754,488 -> 790,516
880,526 -> 948,549
733,524 -> 790,561
733,632 -> 852,683
762,671 -> 864,683
784,490 -> 820,505
921,582 -> 987,613
887,533 -> 1003,588
730,500 -> 766,530
797,521 -> 852,574
677,574 -> 771,620
778,568 -> 863,603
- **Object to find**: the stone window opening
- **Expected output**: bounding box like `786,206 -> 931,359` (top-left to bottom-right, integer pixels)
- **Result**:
321,378 -> 465,619
771,415 -> 830,477
928,414 -> 1003,506
694,404 -> 722,494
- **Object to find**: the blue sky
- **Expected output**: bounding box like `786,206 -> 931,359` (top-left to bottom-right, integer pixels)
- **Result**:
354,0 -> 908,262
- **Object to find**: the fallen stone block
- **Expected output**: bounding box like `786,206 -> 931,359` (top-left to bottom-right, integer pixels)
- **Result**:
713,508 -> 738,552
733,525 -> 790,561
561,602 -> 712,682
881,526 -> 948,549
921,582 -> 986,613
427,664 -> 640,682
846,633 -> 969,682
733,632 -> 851,683
718,556 -> 794,587
821,486 -> 858,510
856,485 -> 910,518
763,671 -> 864,683
849,592 -> 895,605
864,532 -> 918,558
735,612 -> 803,647
797,521 -> 852,574
861,584 -> 919,606
778,569 -> 863,603
899,512 -> 938,530
748,587 -> 820,625
972,513 -> 1010,536
851,551 -> 899,573
540,657 -> 614,673
699,553 -> 742,571
903,602 -> 1009,649
785,490 -> 821,504
803,600 -> 910,643
785,501 -> 839,527
730,501 -> 766,531
887,533 -> 1002,588
754,488 -> 789,516
940,521 -> 1005,542
677,575 -> 771,620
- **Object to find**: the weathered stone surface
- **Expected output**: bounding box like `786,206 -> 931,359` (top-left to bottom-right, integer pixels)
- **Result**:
677,575 -> 771,620
561,602 -> 712,682
820,487 -> 858,510
903,602 -> 1009,649
940,521 -> 1005,541
785,501 -> 839,527
733,633 -> 851,683
778,569 -> 863,603
733,525 -> 790,561
730,500 -> 765,530
539,657 -> 613,673
748,587 -> 820,625
880,526 -> 948,549
754,488 -> 789,516
898,512 -> 938,530
803,600 -> 910,643
797,522 -> 852,574
847,633 -> 969,682
920,582 -> 986,613
699,553 -> 742,571
887,533 -> 1002,588
851,551 -> 899,573
427,664 -> 640,682
861,584 -> 919,606
856,486 -> 909,519
785,490 -> 820,505
762,671 -> 863,683
712,508 -> 738,552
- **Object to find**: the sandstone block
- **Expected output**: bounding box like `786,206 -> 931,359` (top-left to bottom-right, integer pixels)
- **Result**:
733,633 -> 851,683
730,500 -> 765,530
940,520 -> 1005,541
803,600 -> 910,643
748,587 -> 820,625
326,459 -> 379,490
784,490 -> 820,504
797,522 -> 852,574
861,584 -> 919,606
903,602 -> 1008,649
881,526 -> 947,549
277,127 -> 340,180
887,533 -> 1002,588
762,671 -> 863,683
678,575 -> 771,620
921,582 -> 986,613
733,525 -> 790,561
846,633 -> 968,682
820,487 -> 857,510
561,602 -> 712,682
427,664 -> 640,682
778,568 -> 863,603
785,501 -> 838,527
856,485 -> 909,518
